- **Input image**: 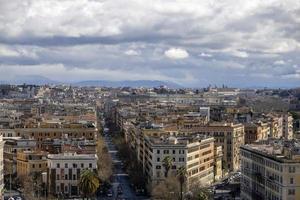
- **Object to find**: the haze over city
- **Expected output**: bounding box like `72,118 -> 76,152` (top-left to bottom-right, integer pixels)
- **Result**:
1,0 -> 300,88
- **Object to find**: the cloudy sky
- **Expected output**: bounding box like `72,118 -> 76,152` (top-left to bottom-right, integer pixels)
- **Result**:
0,0 -> 300,87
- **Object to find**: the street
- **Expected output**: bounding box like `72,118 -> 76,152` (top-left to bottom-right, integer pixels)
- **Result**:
100,131 -> 146,200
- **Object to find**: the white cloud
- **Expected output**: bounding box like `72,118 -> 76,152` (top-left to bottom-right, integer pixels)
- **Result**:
231,50 -> 248,58
0,45 -> 19,57
273,60 -> 285,65
164,48 -> 189,59
124,49 -> 140,56
199,52 -> 212,57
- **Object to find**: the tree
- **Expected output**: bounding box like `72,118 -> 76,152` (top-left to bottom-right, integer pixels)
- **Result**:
151,176 -> 180,200
176,166 -> 187,200
19,175 -> 35,200
187,183 -> 211,200
96,138 -> 113,181
78,169 -> 100,200
162,156 -> 173,178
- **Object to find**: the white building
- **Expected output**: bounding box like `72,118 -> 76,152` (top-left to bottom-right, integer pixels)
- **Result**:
47,153 -> 98,197
199,107 -> 210,121
241,139 -> 300,200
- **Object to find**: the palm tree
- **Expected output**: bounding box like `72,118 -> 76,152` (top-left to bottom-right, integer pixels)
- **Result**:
177,166 -> 187,200
78,169 -> 100,200
162,156 -> 173,178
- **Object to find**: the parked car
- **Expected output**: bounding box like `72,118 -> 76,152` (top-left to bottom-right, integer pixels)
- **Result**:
107,189 -> 113,197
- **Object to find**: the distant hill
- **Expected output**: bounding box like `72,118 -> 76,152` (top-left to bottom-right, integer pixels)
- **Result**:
73,80 -> 181,88
3,76 -> 181,88
12,75 -> 60,85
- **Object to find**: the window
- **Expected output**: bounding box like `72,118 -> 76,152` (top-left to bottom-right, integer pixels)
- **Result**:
157,150 -> 160,154
163,150 -> 169,154
73,175 -> 76,180
173,157 -> 175,162
290,178 -> 294,184
156,165 -> 161,169
179,157 -> 185,162
172,165 -> 176,169
157,157 -> 160,162
65,174 -> 68,180
56,174 -> 60,180
288,189 -> 295,195
65,186 -> 68,192
65,163 -> 68,168
289,166 -> 296,173
57,163 -> 60,168
89,163 -> 92,168
32,164 -> 35,168
39,164 -> 41,168
81,163 -> 84,168
156,171 -> 161,178
73,163 -> 77,168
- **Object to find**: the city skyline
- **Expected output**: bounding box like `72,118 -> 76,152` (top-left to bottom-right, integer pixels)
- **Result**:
1,0 -> 300,88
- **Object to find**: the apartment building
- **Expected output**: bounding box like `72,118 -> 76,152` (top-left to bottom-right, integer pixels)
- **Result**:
47,153 -> 98,197
241,139 -> 300,200
15,122 -> 97,149
244,122 -> 269,144
282,114 -> 293,139
41,138 -> 96,154
3,137 -> 36,175
268,115 -> 283,138
181,123 -> 244,172
17,151 -> 48,177
143,135 -> 220,189
0,135 -> 4,199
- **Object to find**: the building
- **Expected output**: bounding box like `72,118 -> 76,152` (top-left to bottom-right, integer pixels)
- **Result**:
181,123 -> 245,172
15,123 -> 97,149
199,107 -> 210,122
282,113 -> 293,139
244,122 -> 269,144
143,135 -> 219,189
0,135 -> 4,199
47,153 -> 98,197
3,137 -> 37,175
241,139 -> 300,200
269,115 -> 283,138
17,151 -> 47,177
41,138 -> 96,154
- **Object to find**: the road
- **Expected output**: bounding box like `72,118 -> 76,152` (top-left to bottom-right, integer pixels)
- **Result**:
100,131 -> 146,200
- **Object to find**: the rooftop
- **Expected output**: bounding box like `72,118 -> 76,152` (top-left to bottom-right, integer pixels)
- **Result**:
242,138 -> 300,163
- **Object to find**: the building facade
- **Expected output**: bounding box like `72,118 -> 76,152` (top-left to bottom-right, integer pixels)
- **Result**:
47,153 -> 98,197
241,139 -> 300,200
142,135 -> 221,189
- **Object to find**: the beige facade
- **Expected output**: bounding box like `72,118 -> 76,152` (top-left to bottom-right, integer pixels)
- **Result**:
244,122 -> 269,144
181,123 -> 245,172
282,114 -> 293,139
269,116 -> 283,138
143,135 -> 219,189
15,126 -> 97,149
17,151 -> 48,177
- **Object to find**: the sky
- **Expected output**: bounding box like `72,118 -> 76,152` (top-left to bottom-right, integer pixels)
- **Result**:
0,0 -> 300,88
